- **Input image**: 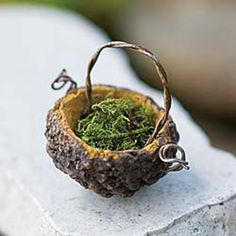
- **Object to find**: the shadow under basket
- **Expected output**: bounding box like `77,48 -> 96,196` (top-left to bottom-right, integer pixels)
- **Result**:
45,41 -> 189,197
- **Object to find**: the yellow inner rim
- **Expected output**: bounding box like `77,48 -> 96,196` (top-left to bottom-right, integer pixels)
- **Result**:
57,85 -> 165,158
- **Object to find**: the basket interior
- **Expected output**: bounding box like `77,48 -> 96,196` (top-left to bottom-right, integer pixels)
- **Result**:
59,85 -> 164,137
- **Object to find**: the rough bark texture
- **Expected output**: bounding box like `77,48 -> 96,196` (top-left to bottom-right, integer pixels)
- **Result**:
45,87 -> 179,197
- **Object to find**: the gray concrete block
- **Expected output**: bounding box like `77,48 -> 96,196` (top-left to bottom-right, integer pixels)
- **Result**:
0,5 -> 235,236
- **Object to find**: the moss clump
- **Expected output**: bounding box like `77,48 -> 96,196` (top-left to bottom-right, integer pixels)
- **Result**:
76,98 -> 155,151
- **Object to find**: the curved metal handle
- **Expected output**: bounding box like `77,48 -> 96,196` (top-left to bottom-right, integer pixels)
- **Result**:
159,143 -> 189,172
85,41 -> 172,145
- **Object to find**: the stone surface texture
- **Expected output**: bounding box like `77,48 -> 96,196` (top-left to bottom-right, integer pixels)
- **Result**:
0,5 -> 235,236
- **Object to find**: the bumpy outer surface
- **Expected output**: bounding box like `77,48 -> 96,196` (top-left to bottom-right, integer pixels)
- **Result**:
45,86 -> 179,197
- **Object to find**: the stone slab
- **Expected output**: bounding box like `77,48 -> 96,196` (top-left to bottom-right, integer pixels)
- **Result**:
0,5 -> 235,236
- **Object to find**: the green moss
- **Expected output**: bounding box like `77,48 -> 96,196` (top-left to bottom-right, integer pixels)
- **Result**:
77,98 -> 155,151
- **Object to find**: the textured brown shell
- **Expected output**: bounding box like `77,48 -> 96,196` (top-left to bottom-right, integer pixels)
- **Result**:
45,85 -> 179,197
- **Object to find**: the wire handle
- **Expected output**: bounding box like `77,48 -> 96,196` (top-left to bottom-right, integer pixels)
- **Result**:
85,41 -> 171,145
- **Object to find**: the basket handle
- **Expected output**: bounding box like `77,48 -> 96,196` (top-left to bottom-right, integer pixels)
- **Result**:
85,41 -> 171,145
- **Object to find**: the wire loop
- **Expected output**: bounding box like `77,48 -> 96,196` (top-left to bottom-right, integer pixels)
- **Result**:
51,69 -> 77,93
159,143 -> 189,172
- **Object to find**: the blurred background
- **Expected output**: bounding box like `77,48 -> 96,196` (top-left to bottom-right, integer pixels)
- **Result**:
0,0 -> 235,154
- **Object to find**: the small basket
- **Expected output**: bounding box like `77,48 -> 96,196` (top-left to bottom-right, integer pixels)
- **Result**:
45,41 -> 189,197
